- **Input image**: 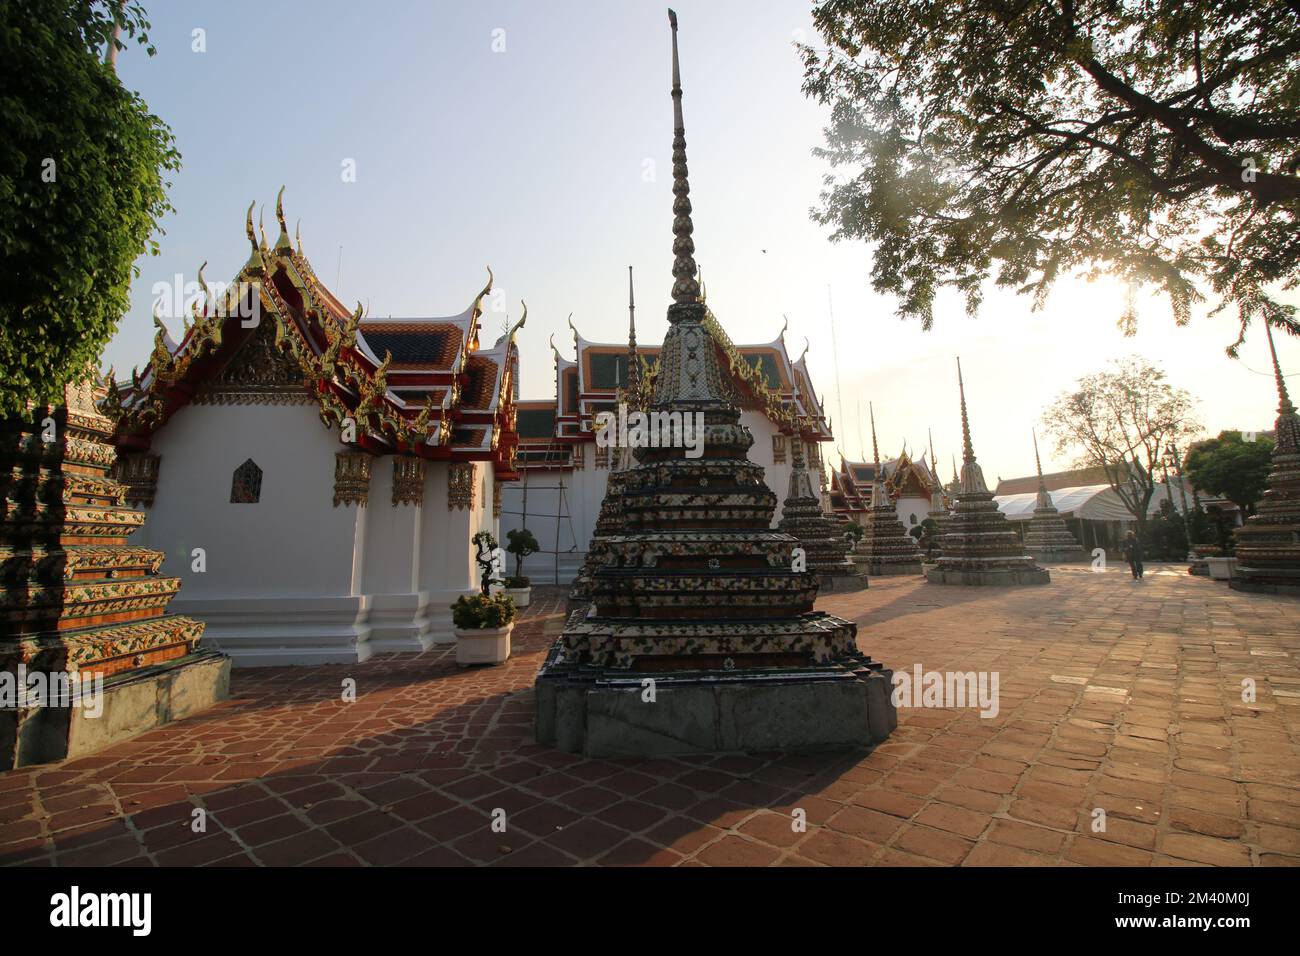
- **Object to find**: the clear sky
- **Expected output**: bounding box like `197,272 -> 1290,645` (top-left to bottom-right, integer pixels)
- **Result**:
106,0 -> 1299,482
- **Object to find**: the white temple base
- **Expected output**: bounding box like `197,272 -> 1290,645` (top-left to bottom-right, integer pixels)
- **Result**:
171,595 -> 373,667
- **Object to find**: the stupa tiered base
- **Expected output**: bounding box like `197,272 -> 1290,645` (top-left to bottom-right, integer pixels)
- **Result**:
853,507 -> 924,576
535,612 -> 896,757
925,562 -> 1050,586
1,378 -> 229,769
818,569 -> 870,592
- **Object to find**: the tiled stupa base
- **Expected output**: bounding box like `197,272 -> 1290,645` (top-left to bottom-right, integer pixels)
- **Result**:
534,639 -> 896,757
1026,547 -> 1088,563
926,565 -> 1051,586
818,570 -> 869,592
1230,565 -> 1300,595
1,649 -> 229,769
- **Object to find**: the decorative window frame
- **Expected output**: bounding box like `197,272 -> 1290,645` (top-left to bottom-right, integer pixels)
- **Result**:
772,434 -> 786,464
448,463 -> 475,511
391,456 -> 426,507
230,458 -> 263,504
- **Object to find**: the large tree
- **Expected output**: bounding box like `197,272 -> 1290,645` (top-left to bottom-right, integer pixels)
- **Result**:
1041,356 -> 1202,532
801,0 -> 1300,350
0,0 -> 178,417
1184,429 -> 1275,513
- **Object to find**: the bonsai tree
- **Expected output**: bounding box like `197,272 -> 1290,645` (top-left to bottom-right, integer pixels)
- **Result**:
471,530 -> 500,595
915,517 -> 940,558
451,592 -> 517,631
504,527 -> 540,589
844,520 -> 865,544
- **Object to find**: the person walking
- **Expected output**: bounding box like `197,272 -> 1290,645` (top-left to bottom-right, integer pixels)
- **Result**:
1122,530 -> 1144,580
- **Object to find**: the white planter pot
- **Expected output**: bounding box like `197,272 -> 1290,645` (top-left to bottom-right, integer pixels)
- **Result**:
454,624 -> 513,666
1205,556 -> 1238,581
488,583 -> 505,596
505,587 -> 530,608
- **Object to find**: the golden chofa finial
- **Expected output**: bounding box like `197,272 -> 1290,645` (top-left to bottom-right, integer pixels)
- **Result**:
549,332 -> 560,362
274,186 -> 293,253
471,266 -> 495,317
258,206 -> 269,253
295,219 -> 303,255
796,336 -> 810,365
505,300 -> 528,343
243,202 -> 264,272
567,312 -> 579,349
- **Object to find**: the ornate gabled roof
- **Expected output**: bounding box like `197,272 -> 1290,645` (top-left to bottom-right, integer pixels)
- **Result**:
108,191 -> 520,478
542,311 -> 833,446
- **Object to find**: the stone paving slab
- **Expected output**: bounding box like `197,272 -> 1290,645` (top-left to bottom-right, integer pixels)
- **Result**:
1,565 -> 1297,867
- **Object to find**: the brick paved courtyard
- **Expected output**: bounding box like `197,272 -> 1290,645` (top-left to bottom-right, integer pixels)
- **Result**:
2,567 -> 1298,867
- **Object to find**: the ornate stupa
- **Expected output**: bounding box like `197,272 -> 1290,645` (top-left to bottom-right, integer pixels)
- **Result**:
1024,429 -> 1086,562
535,10 -> 896,756
778,415 -> 866,591
0,373 -> 229,768
927,359 -> 1049,585
568,268 -> 643,610
1231,321 -> 1300,594
852,404 -> 923,575
923,430 -> 949,560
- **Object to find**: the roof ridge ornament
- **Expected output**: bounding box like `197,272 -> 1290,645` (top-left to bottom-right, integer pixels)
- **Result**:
471,266 -> 494,318
668,9 -> 701,306
274,186 -> 293,252
243,201 -> 264,273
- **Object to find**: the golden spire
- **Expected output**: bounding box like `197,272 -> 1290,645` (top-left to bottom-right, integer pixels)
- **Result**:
626,265 -> 640,395
869,401 -> 885,507
957,356 -> 975,464
295,219 -> 303,255
668,9 -> 701,306
1265,319 -> 1295,417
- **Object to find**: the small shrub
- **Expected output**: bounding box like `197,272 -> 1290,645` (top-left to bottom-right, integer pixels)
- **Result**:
451,592 -> 517,630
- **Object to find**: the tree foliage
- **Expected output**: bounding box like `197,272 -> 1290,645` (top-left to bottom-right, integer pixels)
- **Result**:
1184,429 -> 1275,512
801,0 -> 1300,350
1042,356 -> 1202,529
0,0 -> 179,417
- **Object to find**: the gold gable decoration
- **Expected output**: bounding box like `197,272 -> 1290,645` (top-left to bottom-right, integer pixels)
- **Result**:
772,433 -> 786,464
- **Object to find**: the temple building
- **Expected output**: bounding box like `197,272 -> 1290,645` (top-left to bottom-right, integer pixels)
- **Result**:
501,302 -> 833,585
107,194 -> 521,665
830,446 -> 942,533
1021,430 -> 1086,562
2,374 -> 228,767
1231,321 -> 1300,594
535,10 -> 896,756
927,359 -> 1049,586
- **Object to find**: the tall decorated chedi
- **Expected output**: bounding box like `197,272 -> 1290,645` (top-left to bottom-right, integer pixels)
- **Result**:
1,374 -> 229,768
1023,429 -> 1086,562
535,10 -> 896,756
1231,321 -> 1300,595
927,359 -> 1049,585
852,404 -> 923,575
568,268 -> 644,609
778,414 -> 867,591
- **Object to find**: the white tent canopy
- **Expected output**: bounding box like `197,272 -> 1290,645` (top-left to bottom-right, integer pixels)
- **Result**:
994,483 -> 1180,522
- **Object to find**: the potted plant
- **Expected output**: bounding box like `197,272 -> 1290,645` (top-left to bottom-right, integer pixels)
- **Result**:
472,529 -> 504,595
451,592 -> 517,665
504,528 -> 540,607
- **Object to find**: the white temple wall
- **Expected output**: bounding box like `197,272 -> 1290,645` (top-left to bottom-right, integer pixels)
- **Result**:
415,462 -> 491,644
360,458 -> 429,653
141,402 -> 371,667
895,495 -> 931,531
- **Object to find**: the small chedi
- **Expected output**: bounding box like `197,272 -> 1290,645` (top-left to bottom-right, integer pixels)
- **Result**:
1,374 -> 229,769
778,416 -> 866,591
927,359 -> 1050,586
1023,429 -> 1086,562
1231,321 -> 1300,594
852,404 -> 923,576
535,10 -> 896,757
568,269 -> 644,610
923,432 -> 949,560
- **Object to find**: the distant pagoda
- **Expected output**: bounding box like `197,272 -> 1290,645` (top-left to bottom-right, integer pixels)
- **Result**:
779,416 -> 866,591
1023,429 -> 1086,562
535,10 -> 896,756
1,374 -> 229,768
923,430 -> 949,560
1231,321 -> 1300,595
568,267 -> 642,610
852,403 -> 923,575
927,359 -> 1049,586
